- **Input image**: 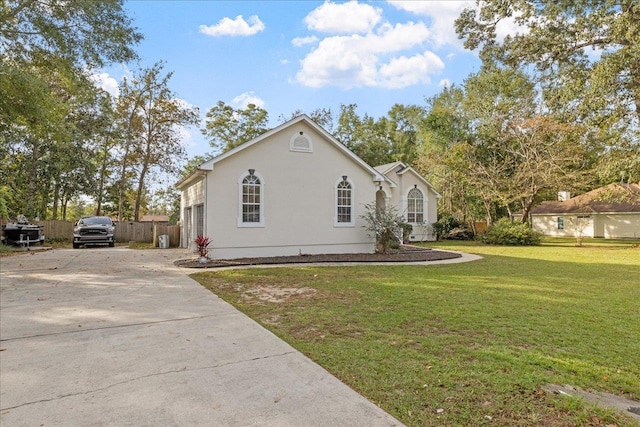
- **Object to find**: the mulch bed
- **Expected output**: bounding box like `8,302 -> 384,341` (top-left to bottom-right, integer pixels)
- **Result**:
174,246 -> 461,269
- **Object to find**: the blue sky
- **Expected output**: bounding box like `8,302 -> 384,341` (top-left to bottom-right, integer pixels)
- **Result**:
95,1 -> 505,160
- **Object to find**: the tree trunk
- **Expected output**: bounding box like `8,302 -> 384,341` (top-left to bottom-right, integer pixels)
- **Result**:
52,181 -> 60,220
117,144 -> 131,221
520,197 -> 535,224
133,160 -> 149,222
27,137 -> 40,218
95,140 -> 110,216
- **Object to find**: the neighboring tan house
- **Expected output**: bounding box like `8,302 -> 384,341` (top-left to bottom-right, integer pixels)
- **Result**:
520,183 -> 640,239
176,115 -> 440,258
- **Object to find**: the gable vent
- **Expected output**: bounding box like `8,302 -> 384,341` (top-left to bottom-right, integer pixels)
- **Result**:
290,132 -> 313,152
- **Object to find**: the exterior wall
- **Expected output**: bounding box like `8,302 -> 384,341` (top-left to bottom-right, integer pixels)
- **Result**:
532,215 -> 586,237
600,214 -> 640,239
180,177 -> 205,249
204,121 -> 377,258
384,172 -> 438,241
532,213 -> 639,239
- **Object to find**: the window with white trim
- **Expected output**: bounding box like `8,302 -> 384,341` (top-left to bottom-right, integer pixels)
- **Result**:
195,204 -> 204,237
241,174 -> 262,224
557,216 -> 565,230
336,178 -> 353,225
407,188 -> 424,223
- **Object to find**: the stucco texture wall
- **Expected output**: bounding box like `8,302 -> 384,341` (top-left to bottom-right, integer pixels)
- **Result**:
204,121 -> 378,258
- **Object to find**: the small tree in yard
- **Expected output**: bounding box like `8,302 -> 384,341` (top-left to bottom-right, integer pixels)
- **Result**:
360,203 -> 404,254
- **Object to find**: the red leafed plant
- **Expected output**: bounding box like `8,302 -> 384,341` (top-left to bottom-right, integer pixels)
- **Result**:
194,235 -> 211,258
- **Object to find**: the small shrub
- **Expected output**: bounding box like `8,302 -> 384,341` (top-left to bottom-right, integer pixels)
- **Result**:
444,227 -> 475,240
399,222 -> 413,242
360,203 -> 404,254
194,235 -> 211,258
433,214 -> 465,240
481,218 -> 542,246
45,237 -> 68,244
0,243 -> 13,255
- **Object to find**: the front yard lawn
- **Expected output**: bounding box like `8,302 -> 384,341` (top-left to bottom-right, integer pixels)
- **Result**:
191,239 -> 640,426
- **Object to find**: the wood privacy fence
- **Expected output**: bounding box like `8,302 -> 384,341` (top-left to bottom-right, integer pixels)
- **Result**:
1,219 -> 181,247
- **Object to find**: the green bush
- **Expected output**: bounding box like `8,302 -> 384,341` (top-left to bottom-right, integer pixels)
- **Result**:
481,218 -> 542,246
360,203 -> 404,254
432,214 -> 463,239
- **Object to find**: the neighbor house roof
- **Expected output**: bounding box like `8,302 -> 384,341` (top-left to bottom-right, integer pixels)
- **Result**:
176,115 -> 386,189
530,182 -> 640,215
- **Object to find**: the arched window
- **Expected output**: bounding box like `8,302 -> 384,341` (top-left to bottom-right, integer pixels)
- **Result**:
241,173 -> 262,225
336,178 -> 353,225
407,187 -> 424,223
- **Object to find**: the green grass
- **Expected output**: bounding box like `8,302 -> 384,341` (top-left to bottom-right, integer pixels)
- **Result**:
191,239 -> 640,426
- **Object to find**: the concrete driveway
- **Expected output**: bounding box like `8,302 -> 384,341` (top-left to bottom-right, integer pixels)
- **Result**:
0,247 -> 403,426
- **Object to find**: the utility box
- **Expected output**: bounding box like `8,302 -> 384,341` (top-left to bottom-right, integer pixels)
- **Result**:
158,235 -> 169,249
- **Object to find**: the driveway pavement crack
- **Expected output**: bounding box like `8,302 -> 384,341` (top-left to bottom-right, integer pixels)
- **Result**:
0,315 -> 220,342
0,350 -> 297,411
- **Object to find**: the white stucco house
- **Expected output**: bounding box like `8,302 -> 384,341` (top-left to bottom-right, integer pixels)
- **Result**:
176,115 -> 440,258
517,182 -> 640,239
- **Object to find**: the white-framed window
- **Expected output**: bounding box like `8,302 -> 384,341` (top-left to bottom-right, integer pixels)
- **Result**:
238,171 -> 264,227
195,204 -> 204,237
183,206 -> 192,248
335,177 -> 354,226
557,216 -> 565,230
407,187 -> 424,223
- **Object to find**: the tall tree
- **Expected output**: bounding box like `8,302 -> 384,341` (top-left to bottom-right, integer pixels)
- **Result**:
418,85 -> 481,224
419,66 -> 592,225
456,0 -> 640,182
0,0 -> 141,67
202,101 -> 268,153
114,75 -> 145,221
385,104 -> 426,165
335,104 -> 392,167
0,0 -> 141,219
117,62 -> 200,221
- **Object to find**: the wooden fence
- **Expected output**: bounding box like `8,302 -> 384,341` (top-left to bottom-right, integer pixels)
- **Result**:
1,219 -> 181,247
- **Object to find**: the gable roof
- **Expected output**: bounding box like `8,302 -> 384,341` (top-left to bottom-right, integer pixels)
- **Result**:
374,161 -> 442,198
176,115 -> 385,189
530,182 -> 640,215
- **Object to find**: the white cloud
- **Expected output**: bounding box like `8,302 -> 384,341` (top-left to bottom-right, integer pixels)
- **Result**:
390,0 -> 530,49
292,35 -> 318,47
378,51 -> 444,88
178,127 -> 197,149
232,92 -> 265,109
90,72 -> 120,97
439,78 -> 451,87
388,1 -> 472,48
304,1 -> 382,34
295,21 -> 434,89
494,14 -> 527,43
199,15 -> 265,37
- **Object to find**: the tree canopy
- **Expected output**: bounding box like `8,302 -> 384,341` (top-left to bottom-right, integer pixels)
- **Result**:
456,0 -> 640,182
202,101 -> 269,153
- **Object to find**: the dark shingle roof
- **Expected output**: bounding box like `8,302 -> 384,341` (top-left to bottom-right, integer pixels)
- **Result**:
531,183 -> 640,215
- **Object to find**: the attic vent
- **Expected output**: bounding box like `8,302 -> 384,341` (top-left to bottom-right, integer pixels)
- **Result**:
290,133 -> 313,153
